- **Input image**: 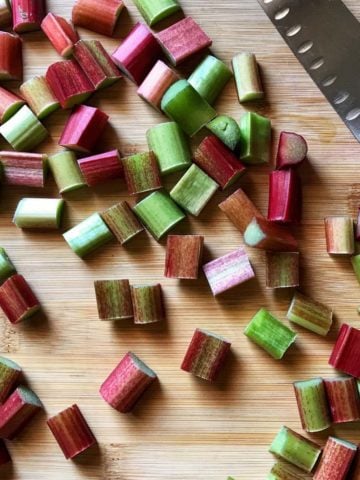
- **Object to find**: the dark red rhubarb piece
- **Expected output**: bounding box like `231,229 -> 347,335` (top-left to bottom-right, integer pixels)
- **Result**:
78,149 -> 123,186
268,169 -> 302,224
41,13 -> 79,57
0,274 -> 41,324
72,0 -> 124,37
276,131 -> 308,169
12,0 -> 46,33
329,324 -> 360,378
324,376 -> 360,423
0,440 -> 10,466
0,32 -> 23,81
244,216 -> 299,251
165,235 -> 204,279
313,436 -> 357,480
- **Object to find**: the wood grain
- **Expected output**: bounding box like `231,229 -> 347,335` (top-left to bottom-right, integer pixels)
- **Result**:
1,0 -> 360,478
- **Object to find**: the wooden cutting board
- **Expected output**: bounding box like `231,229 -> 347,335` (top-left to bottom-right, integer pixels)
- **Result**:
1,0 -> 360,478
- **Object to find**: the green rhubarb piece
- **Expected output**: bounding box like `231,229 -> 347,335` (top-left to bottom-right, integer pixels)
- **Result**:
48,151 -> 86,194
351,254 -> 360,284
239,111 -> 271,164
286,291 -> 333,336
13,198 -> 64,229
269,426 -> 322,473
147,122 -> 191,175
63,212 -> 114,258
0,248 -> 16,284
244,308 -> 297,359
0,356 -> 22,403
293,378 -> 331,433
232,52 -> 264,103
133,191 -> 185,241
0,106 -> 48,151
132,0 -> 181,26
188,55 -> 233,105
207,115 -> 242,151
122,151 -> 161,195
20,76 -> 60,119
170,164 -> 218,217
268,462 -> 312,480
161,80 -> 217,137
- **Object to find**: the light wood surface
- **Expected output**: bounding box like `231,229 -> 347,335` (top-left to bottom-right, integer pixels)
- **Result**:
1,0 -> 360,478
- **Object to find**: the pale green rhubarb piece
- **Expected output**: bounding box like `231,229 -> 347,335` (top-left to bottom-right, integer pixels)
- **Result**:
286,291 -> 333,336
0,248 -> 16,284
268,462 -> 312,479
239,111 -> 271,164
19,76 -> 60,119
13,198 -> 64,229
293,378 -> 331,432
232,52 -> 264,103
207,115 -> 242,151
132,0 -> 181,26
48,151 -> 86,195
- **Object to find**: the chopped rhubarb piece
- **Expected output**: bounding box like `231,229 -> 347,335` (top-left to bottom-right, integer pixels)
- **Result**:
268,170 -> 302,224
165,235 -> 204,279
146,121 -> 191,175
78,150 -> 123,187
63,213 -> 114,258
0,105 -> 48,151
132,0 -> 181,26
137,60 -> 178,111
0,32 -> 22,81
329,324 -> 360,377
324,216 -> 355,255
94,279 -> 133,321
112,22 -> 161,85
293,378 -> 331,433
72,0 -> 124,37
0,87 -> 24,124
157,17 -> 212,66
122,152 -> 162,196
13,198 -> 64,229
41,13 -> 79,58
0,0 -> 11,29
161,79 -> 217,136
352,254 -> 360,284
232,52 -> 264,103
0,439 -> 10,466
133,191 -> 185,241
207,115 -> 242,151
181,328 -> 231,381
245,309 -> 297,360
269,462 -> 314,480
131,284 -> 164,325
244,216 -> 298,251
100,352 -> 157,413
0,249 -> 16,285
12,0 -> 46,33
45,60 -> 94,109
0,357 -> 21,404
48,151 -> 86,195
0,385 -> 42,439
276,132 -> 308,169
0,274 -> 40,324
313,437 -> 357,480
59,105 -> 109,153
194,135 -> 246,189
170,164 -> 218,216
240,112 -> 271,164
203,247 -> 255,296
266,252 -> 299,289
269,426 -> 322,473
188,55 -> 232,105
101,201 -> 144,245
324,376 -> 360,423
219,188 -> 264,234
73,40 -> 121,90
47,404 -> 96,460
287,291 -> 333,336
19,76 -> 59,119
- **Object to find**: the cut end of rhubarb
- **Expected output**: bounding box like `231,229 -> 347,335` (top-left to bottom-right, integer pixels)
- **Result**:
276,131 -> 308,170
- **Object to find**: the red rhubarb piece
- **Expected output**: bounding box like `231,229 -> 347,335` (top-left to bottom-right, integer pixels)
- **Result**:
0,440 -> 10,466
314,436 -> 357,480
78,149 -> 123,187
156,17 -> 212,66
244,216 -> 299,251
0,151 -> 46,187
268,169 -> 302,224
72,0 -> 125,37
219,188 -> 264,234
329,324 -> 360,378
59,105 -> 109,153
41,13 -> 79,57
0,32 -> 23,81
137,60 -> 178,110
276,131 -> 308,169
112,23 -> 162,85
324,376 -> 360,423
165,235 -> 204,279
12,0 -> 46,33
0,274 -> 41,325
99,352 -> 157,413
47,404 -> 97,459
0,87 -> 24,124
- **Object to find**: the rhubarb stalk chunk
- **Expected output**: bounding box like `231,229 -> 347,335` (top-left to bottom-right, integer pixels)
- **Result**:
0,0 -> 11,29
266,252 -> 299,289
19,76 -> 59,119
165,235 -> 204,279
329,324 -> 360,377
0,275 -> 40,324
203,247 -> 255,296
324,376 -> 360,423
63,213 -> 113,258
276,132 -> 308,169
0,152 -> 46,188
232,53 -> 264,103
0,32 -> 22,81
188,55 -> 232,105
59,105 -> 109,153
48,151 -> 86,195
0,439 -> 10,466
78,150 -> 123,187
352,254 -> 360,284
269,426 -> 322,473
13,198 -> 64,230
313,437 -> 357,480
72,0 -> 124,37
0,106 -> 48,152
132,0 -> 181,26
286,292 -> 333,336
0,87 -> 24,124
122,152 -> 162,196
112,23 -> 161,86
47,404 -> 96,460
0,249 -> 16,285
268,170 -> 302,224
100,352 -> 157,413
161,80 -> 217,137
157,17 -> 212,66
12,0 -> 46,33
131,284 -> 164,324
181,328 -> 231,381
244,217 -> 298,252
94,279 -> 133,321
219,188 -> 263,234
101,202 -> 144,245
240,112 -> 271,164
41,13 -> 79,58
207,115 -> 242,152
268,462 -> 312,480
324,216 -> 355,255
293,378 -> 331,432
146,122 -> 191,175
244,308 -> 297,360
133,191 -> 185,241
0,357 -> 21,404
170,164 -> 218,217
138,60 -> 178,110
